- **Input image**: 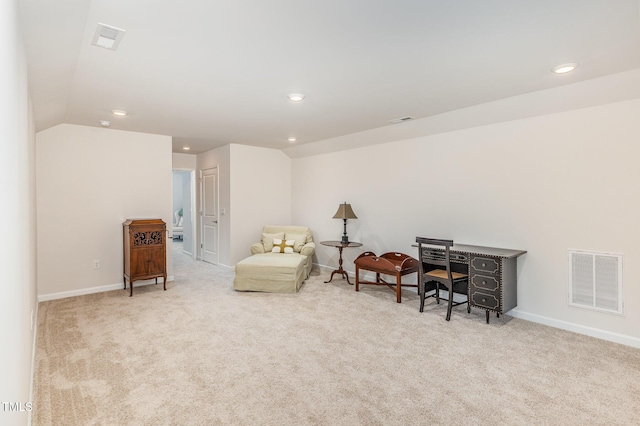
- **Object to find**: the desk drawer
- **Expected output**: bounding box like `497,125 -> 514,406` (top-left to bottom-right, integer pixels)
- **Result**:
469,289 -> 500,311
470,256 -> 500,275
470,254 -> 502,312
470,274 -> 500,292
421,249 -> 468,263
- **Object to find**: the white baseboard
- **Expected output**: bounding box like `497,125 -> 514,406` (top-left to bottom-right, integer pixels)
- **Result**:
28,301 -> 39,425
508,308 -> 640,349
313,263 -> 419,285
37,276 -> 175,302
314,263 -> 355,280
315,262 -> 357,275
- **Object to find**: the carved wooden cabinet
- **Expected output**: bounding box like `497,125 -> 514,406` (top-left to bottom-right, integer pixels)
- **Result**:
123,219 -> 167,297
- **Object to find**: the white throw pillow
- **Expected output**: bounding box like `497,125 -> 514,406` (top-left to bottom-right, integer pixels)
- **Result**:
271,238 -> 295,254
262,232 -> 284,252
285,233 -> 307,252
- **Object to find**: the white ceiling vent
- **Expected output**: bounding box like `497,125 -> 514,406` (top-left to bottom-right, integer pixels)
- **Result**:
91,23 -> 126,51
389,116 -> 415,124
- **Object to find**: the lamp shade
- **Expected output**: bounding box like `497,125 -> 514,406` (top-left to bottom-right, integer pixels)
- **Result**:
332,202 -> 357,220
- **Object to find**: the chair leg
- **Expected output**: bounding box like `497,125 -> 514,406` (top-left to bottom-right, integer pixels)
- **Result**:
395,273 -> 401,303
435,283 -> 440,305
445,287 -> 454,321
355,266 -> 360,292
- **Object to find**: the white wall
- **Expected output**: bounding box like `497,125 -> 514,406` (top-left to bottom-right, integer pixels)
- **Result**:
292,98 -> 640,346
36,124 -> 173,299
229,144 -> 292,265
196,144 -> 292,267
172,152 -> 196,169
172,171 -> 185,215
0,1 -> 38,424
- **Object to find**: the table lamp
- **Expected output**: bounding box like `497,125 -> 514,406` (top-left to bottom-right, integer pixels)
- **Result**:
333,202 -> 357,244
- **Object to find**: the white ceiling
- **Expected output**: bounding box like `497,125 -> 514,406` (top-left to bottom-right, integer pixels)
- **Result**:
21,1 -> 640,154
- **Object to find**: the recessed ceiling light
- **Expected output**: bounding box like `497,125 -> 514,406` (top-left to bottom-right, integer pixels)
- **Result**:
99,120 -> 111,127
111,109 -> 128,116
288,137 -> 297,143
287,93 -> 305,102
91,23 -> 126,51
552,63 -> 578,74
182,146 -> 191,151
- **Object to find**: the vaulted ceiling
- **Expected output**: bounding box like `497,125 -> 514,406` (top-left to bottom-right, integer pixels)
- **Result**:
21,1 -> 640,154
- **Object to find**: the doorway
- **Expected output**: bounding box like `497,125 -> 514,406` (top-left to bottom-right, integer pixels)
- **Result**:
200,167 -> 219,265
172,170 -> 196,258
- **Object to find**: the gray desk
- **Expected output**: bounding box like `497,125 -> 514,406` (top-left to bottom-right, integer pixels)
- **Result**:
416,243 -> 527,322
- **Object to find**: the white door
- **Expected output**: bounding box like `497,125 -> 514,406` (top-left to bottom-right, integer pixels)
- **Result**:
201,167 -> 219,264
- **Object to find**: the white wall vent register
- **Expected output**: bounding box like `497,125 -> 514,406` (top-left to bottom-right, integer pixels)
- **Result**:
568,250 -> 623,315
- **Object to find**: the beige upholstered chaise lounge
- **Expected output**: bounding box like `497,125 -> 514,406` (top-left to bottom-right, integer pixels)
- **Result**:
233,225 -> 315,293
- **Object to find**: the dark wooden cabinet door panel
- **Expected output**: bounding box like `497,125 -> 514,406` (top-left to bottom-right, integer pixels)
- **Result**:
131,249 -> 150,275
147,246 -> 166,276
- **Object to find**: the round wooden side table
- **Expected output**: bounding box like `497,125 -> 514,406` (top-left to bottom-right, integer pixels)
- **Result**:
320,240 -> 363,285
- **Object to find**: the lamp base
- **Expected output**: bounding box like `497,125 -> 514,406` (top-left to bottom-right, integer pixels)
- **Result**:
341,235 -> 350,244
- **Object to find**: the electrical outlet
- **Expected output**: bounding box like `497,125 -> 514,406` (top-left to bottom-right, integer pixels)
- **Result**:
93,260 -> 101,269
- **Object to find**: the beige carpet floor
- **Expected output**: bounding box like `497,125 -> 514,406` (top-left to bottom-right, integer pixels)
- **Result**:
32,242 -> 640,425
